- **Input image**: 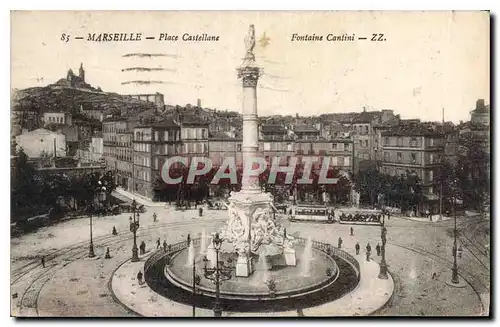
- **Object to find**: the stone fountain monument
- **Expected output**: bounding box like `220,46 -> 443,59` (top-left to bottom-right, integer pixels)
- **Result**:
207,25 -> 296,277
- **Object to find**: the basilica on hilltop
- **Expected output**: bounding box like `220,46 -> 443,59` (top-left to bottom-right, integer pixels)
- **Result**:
53,63 -> 98,91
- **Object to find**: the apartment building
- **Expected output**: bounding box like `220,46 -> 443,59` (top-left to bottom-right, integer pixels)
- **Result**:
380,122 -> 445,212
132,117 -> 181,199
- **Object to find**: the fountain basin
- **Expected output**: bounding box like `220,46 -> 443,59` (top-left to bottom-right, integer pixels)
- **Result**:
165,245 -> 339,301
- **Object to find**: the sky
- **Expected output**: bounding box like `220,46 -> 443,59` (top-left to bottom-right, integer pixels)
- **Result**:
11,11 -> 490,123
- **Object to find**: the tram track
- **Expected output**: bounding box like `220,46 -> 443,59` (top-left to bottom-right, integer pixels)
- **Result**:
12,219 -> 227,317
291,219 -> 489,314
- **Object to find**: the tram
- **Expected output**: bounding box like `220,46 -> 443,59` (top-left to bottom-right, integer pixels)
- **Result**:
336,208 -> 383,225
288,204 -> 335,224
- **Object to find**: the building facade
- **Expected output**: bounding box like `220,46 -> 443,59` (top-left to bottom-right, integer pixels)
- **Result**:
380,123 -> 445,212
132,118 -> 181,199
129,93 -> 165,109
43,112 -> 73,126
178,116 -> 210,165
103,119 -> 134,191
209,132 -> 243,167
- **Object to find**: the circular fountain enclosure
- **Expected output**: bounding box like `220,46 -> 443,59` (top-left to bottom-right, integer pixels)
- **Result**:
165,242 -> 340,301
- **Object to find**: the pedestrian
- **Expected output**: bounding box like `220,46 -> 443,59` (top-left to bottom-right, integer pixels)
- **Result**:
163,240 -> 168,252
156,238 -> 161,249
41,256 -> 45,268
376,243 -> 381,256
355,242 -> 360,255
199,207 -> 203,217
432,272 -> 437,280
350,227 -> 354,236
338,237 -> 343,249
105,247 -> 111,259
112,226 -> 118,235
140,241 -> 146,255
137,271 -> 143,284
366,243 -> 372,261
153,212 -> 157,222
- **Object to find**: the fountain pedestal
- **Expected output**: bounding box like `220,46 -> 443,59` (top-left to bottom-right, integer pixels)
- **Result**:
236,253 -> 253,277
206,243 -> 216,269
283,243 -> 297,267
225,191 -> 274,277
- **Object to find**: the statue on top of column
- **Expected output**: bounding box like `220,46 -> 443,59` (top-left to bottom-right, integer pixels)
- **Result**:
243,24 -> 256,65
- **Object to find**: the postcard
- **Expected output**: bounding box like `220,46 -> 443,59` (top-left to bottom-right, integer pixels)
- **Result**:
10,10 -> 490,317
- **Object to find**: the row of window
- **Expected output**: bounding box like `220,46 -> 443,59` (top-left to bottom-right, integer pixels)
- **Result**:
261,155 -> 351,166
383,137 -> 420,147
103,123 -> 127,134
135,130 -> 181,142
134,156 -> 151,167
354,125 -> 370,135
380,167 -> 435,184
181,128 -> 207,140
135,169 -> 151,182
45,116 -> 66,124
134,143 -> 151,153
184,142 -> 207,154
262,142 -> 354,152
382,151 -> 441,164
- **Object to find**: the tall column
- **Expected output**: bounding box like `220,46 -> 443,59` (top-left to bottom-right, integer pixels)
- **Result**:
222,24 -> 293,278
238,66 -> 261,194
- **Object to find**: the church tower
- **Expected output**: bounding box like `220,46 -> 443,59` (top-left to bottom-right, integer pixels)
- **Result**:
79,63 -> 85,82
67,69 -> 74,82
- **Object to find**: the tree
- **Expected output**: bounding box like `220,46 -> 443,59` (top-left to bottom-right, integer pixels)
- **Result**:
11,149 -> 42,221
352,167 -> 383,207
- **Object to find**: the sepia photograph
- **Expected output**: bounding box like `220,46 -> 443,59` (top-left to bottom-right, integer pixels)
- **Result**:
9,10 -> 490,317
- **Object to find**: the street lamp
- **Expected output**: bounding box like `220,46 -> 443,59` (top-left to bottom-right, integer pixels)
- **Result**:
202,233 -> 233,317
129,199 -> 140,262
89,179 -> 106,258
451,180 -> 460,284
192,256 -> 201,317
378,209 -> 389,279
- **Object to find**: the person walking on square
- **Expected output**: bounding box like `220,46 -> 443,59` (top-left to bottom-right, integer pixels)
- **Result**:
163,240 -> 167,252
338,237 -> 343,249
137,271 -> 143,284
376,243 -> 381,256
366,243 -> 372,261
156,238 -> 161,249
112,226 -> 118,235
355,242 -> 360,255
105,247 -> 111,259
41,256 -> 45,268
140,241 -> 146,255
153,212 -> 157,222
350,227 -> 354,236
